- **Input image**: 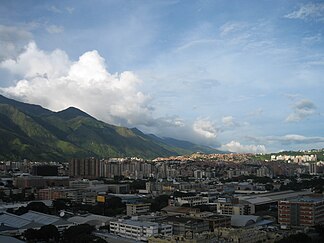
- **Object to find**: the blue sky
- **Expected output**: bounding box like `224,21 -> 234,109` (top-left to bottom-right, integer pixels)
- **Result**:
0,0 -> 324,153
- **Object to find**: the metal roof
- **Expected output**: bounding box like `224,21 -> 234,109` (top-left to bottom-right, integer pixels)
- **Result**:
0,212 -> 43,229
20,211 -> 72,226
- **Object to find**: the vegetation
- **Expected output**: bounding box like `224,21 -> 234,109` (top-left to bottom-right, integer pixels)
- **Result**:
7,201 -> 51,215
275,232 -> 312,243
150,194 -> 170,211
62,224 -> 105,243
0,94 -> 220,161
25,224 -> 59,242
281,177 -> 324,193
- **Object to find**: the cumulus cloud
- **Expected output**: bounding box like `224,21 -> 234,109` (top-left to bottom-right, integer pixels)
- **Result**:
0,25 -> 33,61
286,99 -> 316,122
46,25 -> 64,34
220,140 -> 266,154
285,3 -> 324,21
193,118 -> 218,139
0,42 -> 152,126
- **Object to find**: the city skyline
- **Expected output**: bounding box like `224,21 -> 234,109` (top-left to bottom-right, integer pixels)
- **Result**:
0,0 -> 324,153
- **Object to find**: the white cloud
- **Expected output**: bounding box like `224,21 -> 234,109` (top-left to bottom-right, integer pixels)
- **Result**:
66,7 -> 74,14
219,22 -> 247,37
48,5 -> 62,14
302,34 -> 322,45
46,25 -> 64,34
285,3 -> 324,21
0,42 -> 152,126
248,108 -> 263,117
0,42 -> 70,79
193,118 -> 218,139
220,140 -> 266,154
222,116 -> 235,126
286,99 -> 316,122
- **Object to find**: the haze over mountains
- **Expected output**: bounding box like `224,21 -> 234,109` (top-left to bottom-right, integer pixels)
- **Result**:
0,95 -> 222,161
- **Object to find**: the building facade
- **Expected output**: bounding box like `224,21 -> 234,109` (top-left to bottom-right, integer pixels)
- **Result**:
278,194 -> 324,227
110,219 -> 172,241
126,203 -> 151,216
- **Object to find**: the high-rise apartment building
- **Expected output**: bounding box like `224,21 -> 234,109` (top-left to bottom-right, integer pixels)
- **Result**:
69,158 -> 102,179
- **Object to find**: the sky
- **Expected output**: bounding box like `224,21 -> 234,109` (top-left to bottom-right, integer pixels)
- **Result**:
0,0 -> 324,153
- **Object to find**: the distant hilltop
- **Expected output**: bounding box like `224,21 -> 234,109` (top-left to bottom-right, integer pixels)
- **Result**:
0,94 -> 222,161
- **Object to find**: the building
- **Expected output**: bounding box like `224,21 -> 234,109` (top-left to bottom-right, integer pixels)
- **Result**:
278,194 -> 324,227
173,195 -> 208,207
37,188 -> 66,200
237,190 -> 313,212
31,165 -> 58,176
126,203 -> 151,216
148,232 -> 219,243
161,206 -> 200,216
215,197 -> 255,215
67,213 -> 113,229
203,215 -> 231,231
110,219 -> 172,241
218,228 -> 268,243
14,176 -> 69,189
309,163 -> 317,175
106,184 -> 130,194
69,158 -> 102,179
0,210 -> 73,235
161,216 -> 209,235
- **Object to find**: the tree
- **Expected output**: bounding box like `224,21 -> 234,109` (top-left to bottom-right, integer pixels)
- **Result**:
62,224 -> 95,243
24,225 -> 59,242
106,196 -> 124,209
27,201 -> 51,214
53,198 -> 71,211
151,194 -> 169,211
24,228 -> 38,241
38,224 -> 59,242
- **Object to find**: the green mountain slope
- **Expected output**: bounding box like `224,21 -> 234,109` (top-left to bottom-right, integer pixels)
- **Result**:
0,95 -> 221,161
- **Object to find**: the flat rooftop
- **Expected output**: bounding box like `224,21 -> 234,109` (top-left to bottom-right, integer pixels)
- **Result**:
112,219 -> 159,228
288,195 -> 324,203
238,190 -> 313,205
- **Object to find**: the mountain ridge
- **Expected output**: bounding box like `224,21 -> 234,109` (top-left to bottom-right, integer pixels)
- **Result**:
0,94 -> 223,161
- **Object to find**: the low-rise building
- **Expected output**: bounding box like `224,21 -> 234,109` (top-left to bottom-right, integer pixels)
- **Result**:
110,219 -> 172,241
218,228 -> 268,243
106,184 -> 130,194
161,216 -> 209,235
126,203 -> 151,216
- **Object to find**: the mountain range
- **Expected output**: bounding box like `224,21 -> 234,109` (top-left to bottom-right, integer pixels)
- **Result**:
0,94 -> 222,161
